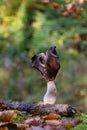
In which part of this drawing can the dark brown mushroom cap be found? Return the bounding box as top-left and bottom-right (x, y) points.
(31, 46), (60, 81)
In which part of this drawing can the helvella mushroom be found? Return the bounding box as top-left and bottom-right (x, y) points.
(31, 46), (60, 105)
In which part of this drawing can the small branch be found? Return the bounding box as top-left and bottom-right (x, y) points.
(0, 100), (80, 116)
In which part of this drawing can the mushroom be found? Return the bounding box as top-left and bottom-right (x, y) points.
(31, 46), (60, 105)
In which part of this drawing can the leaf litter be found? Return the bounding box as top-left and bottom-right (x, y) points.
(0, 103), (83, 130)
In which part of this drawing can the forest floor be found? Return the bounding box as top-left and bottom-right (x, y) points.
(0, 101), (87, 130)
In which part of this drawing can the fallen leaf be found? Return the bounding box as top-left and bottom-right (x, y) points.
(0, 103), (9, 111)
(52, 2), (59, 9)
(24, 117), (40, 126)
(56, 125), (66, 130)
(43, 125), (53, 130)
(66, 3), (75, 12)
(62, 118), (83, 128)
(28, 119), (39, 126)
(30, 126), (44, 130)
(0, 110), (17, 122)
(41, 0), (50, 3)
(73, 7), (83, 17)
(77, 0), (84, 3)
(44, 113), (61, 120)
(45, 120), (61, 126)
(17, 123), (29, 130)
(61, 11), (70, 17)
(0, 123), (17, 130)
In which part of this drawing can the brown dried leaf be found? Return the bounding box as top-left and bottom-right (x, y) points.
(30, 126), (44, 130)
(44, 113), (61, 120)
(61, 11), (70, 17)
(0, 123), (29, 130)
(0, 127), (8, 130)
(45, 120), (61, 126)
(0, 110), (17, 122)
(56, 125), (66, 130)
(62, 118), (83, 128)
(77, 0), (85, 3)
(41, 0), (50, 3)
(66, 3), (75, 12)
(0, 123), (17, 130)
(24, 117), (40, 126)
(52, 2), (59, 9)
(44, 125), (66, 130)
(73, 7), (83, 17)
(43, 125), (54, 130)
(0, 103), (9, 111)
(28, 119), (39, 126)
(17, 123), (29, 130)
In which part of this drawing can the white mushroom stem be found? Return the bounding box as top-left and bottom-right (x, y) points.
(43, 81), (57, 105)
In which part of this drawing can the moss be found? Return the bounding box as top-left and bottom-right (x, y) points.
(70, 114), (87, 130)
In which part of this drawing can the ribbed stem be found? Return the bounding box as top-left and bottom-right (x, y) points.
(43, 81), (57, 105)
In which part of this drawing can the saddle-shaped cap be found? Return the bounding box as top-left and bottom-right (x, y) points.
(31, 46), (60, 81)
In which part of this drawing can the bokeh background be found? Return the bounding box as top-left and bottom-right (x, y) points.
(0, 0), (87, 113)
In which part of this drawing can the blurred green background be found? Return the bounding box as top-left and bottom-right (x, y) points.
(0, 0), (87, 113)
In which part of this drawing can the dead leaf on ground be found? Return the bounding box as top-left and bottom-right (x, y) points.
(41, 0), (50, 3)
(0, 123), (17, 130)
(61, 11), (70, 17)
(62, 118), (83, 129)
(66, 3), (75, 12)
(52, 2), (59, 9)
(0, 103), (9, 111)
(45, 120), (61, 126)
(30, 126), (44, 130)
(73, 7), (83, 17)
(17, 123), (29, 130)
(0, 110), (17, 122)
(56, 125), (66, 130)
(43, 113), (61, 120)
(43, 125), (54, 130)
(24, 117), (40, 126)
